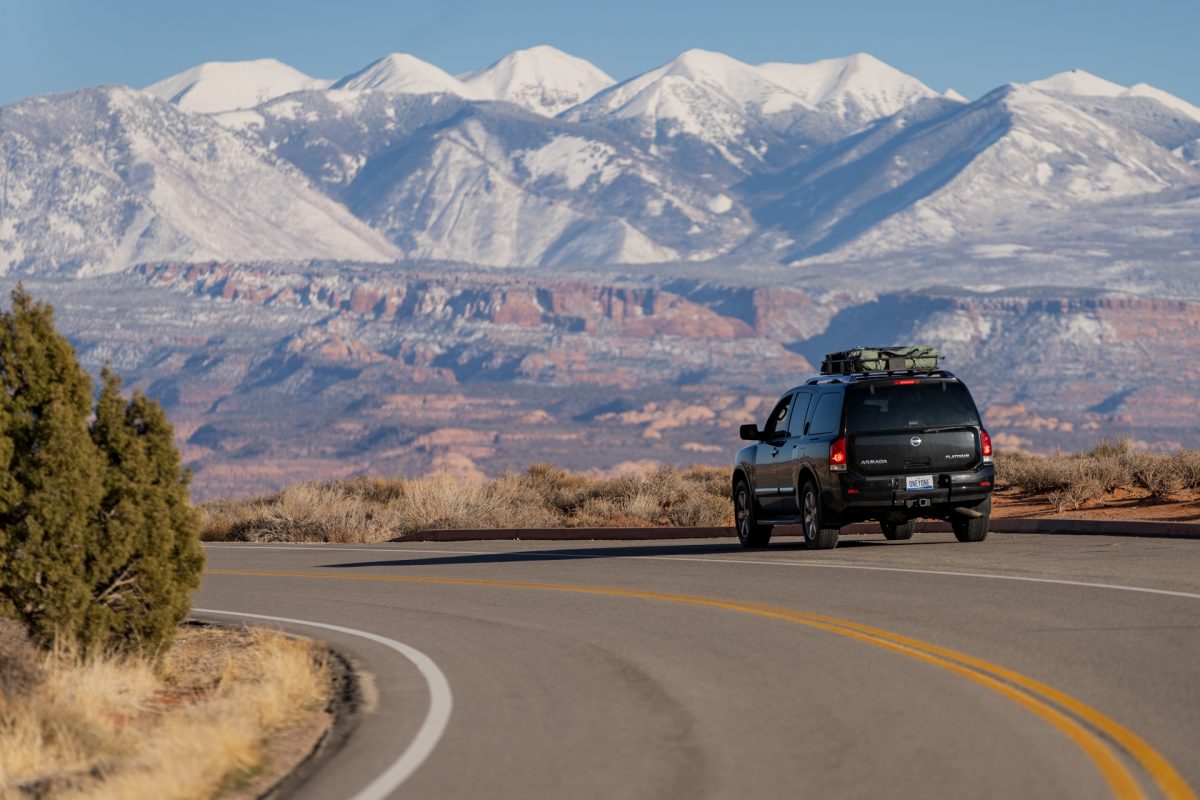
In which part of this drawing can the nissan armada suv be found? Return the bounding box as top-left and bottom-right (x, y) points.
(731, 352), (994, 549)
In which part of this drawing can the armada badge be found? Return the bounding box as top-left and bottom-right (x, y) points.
(910, 436), (922, 447)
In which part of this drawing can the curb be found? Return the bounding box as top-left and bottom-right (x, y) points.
(399, 518), (1200, 542)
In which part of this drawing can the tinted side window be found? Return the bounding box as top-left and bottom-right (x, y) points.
(762, 394), (794, 437)
(808, 393), (844, 436)
(789, 392), (813, 436)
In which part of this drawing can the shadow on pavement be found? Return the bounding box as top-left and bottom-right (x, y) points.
(317, 538), (943, 570)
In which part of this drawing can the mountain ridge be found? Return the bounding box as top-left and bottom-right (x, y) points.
(2, 47), (1196, 278)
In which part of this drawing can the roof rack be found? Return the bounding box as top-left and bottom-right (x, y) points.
(821, 346), (942, 376)
(806, 369), (956, 385)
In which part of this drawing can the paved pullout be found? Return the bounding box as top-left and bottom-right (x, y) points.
(197, 533), (1200, 800)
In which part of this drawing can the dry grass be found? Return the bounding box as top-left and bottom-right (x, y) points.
(996, 439), (1200, 512)
(0, 625), (329, 799)
(201, 463), (732, 543)
(199, 442), (1200, 541)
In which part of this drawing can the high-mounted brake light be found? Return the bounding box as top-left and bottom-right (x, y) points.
(830, 436), (847, 472)
(981, 429), (993, 463)
(894, 379), (918, 385)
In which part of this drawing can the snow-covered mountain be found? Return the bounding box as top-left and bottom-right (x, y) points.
(0, 86), (399, 275)
(459, 45), (615, 116)
(225, 90), (751, 265)
(565, 49), (949, 179)
(144, 58), (330, 113)
(7, 48), (1200, 274)
(330, 53), (484, 98)
(756, 52), (945, 124)
(566, 49), (813, 177)
(751, 80), (1200, 262)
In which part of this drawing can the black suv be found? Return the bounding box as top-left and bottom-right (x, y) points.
(731, 369), (994, 549)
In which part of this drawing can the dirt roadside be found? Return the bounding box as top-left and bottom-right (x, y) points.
(992, 487), (1200, 523)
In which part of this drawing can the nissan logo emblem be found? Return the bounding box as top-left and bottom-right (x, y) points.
(910, 436), (922, 447)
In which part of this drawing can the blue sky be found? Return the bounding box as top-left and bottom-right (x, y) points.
(2, 0), (1197, 106)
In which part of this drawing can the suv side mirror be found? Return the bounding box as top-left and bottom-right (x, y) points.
(740, 423), (762, 441)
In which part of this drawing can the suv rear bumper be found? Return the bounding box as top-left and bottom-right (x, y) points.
(828, 463), (994, 524)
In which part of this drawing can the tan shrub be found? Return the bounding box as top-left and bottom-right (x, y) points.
(1171, 450), (1200, 491)
(1087, 438), (1134, 459)
(1125, 452), (1185, 499)
(1047, 474), (1105, 513)
(996, 452), (1076, 494)
(1082, 454), (1133, 494)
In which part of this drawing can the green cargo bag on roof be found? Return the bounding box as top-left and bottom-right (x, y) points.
(821, 345), (941, 375)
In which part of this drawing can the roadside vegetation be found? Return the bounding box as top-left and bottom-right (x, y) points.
(996, 440), (1200, 512)
(0, 288), (330, 798)
(0, 621), (329, 798)
(201, 463), (732, 543)
(202, 440), (1200, 542)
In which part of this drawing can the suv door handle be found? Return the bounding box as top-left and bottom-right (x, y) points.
(770, 448), (780, 456)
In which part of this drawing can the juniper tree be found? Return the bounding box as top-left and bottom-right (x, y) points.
(0, 287), (204, 656)
(85, 368), (204, 654)
(0, 287), (103, 646)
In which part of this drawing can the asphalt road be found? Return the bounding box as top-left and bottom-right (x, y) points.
(196, 532), (1200, 800)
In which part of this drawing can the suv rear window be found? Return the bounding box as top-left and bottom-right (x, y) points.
(845, 381), (980, 433)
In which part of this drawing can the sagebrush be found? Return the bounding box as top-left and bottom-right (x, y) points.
(996, 439), (1198, 511)
(201, 463), (732, 543)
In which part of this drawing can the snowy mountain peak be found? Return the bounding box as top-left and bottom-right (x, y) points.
(1028, 69), (1127, 97)
(143, 58), (328, 114)
(755, 52), (939, 118)
(657, 49), (773, 88)
(592, 48), (807, 118)
(459, 45), (614, 116)
(331, 53), (484, 98)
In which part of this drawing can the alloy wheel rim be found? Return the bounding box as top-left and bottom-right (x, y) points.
(804, 489), (817, 540)
(736, 487), (750, 540)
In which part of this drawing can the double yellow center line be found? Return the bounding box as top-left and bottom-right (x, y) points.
(207, 568), (1196, 800)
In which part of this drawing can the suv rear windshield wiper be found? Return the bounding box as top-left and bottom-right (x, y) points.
(919, 425), (975, 433)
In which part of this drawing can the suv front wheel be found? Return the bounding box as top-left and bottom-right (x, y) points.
(734, 478), (772, 548)
(801, 480), (839, 550)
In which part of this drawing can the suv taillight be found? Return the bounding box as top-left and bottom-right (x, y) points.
(830, 436), (847, 472)
(981, 429), (993, 463)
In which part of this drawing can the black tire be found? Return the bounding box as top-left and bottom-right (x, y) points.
(952, 497), (991, 543)
(801, 480), (839, 550)
(882, 520), (915, 540)
(734, 478), (771, 548)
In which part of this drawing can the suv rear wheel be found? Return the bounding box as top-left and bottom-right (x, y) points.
(734, 478), (771, 548)
(801, 480), (839, 550)
(881, 520), (915, 540)
(952, 498), (991, 543)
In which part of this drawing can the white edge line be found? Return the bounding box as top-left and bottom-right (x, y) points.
(192, 607), (452, 800)
(202, 543), (1200, 601)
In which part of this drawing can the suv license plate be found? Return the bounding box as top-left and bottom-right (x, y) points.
(906, 475), (934, 491)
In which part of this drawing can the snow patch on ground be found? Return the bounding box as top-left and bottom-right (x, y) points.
(971, 244), (1033, 259)
(519, 136), (621, 190)
(707, 194), (733, 214)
